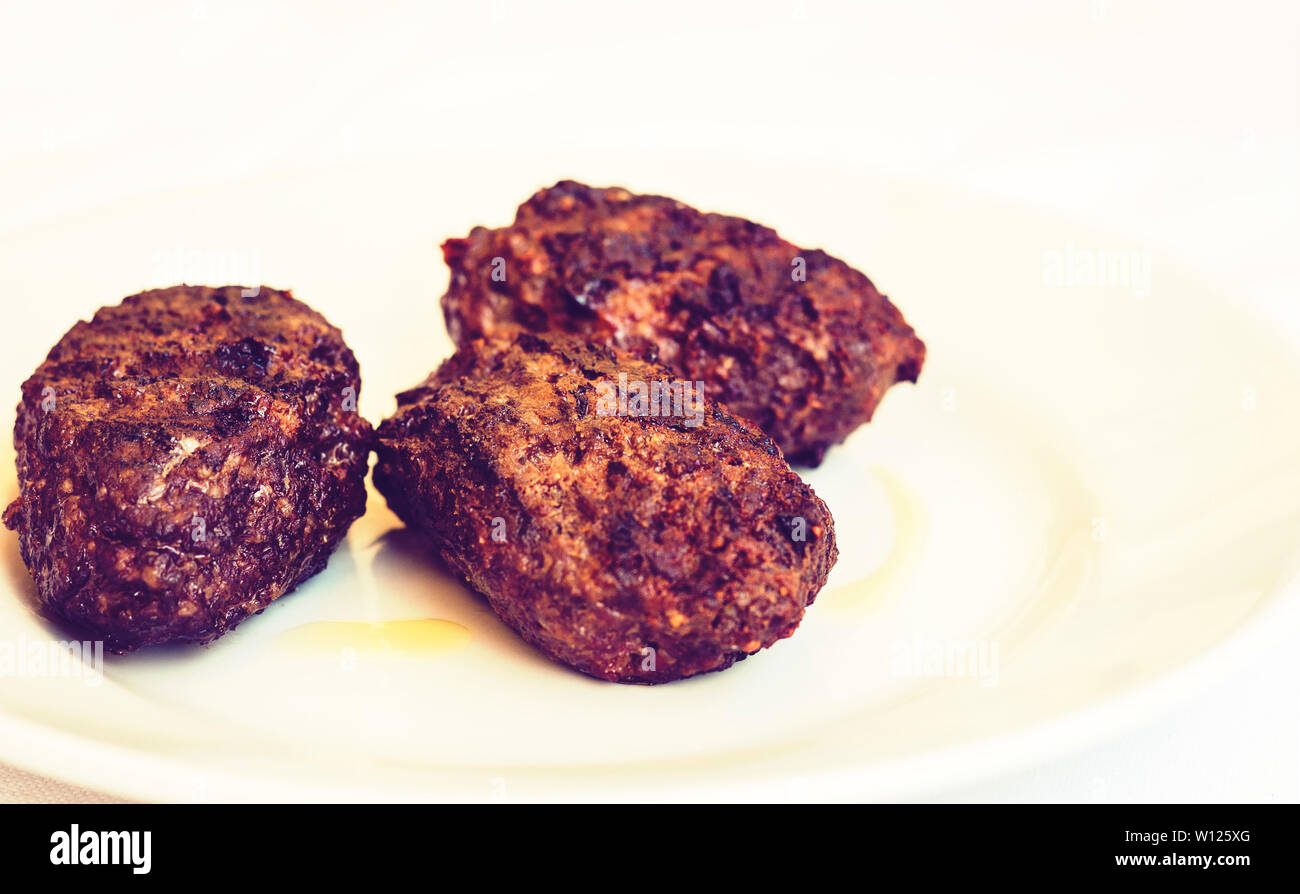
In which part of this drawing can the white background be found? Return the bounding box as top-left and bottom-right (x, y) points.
(0, 0), (1295, 802)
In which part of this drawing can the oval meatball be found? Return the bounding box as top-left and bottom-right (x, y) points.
(374, 334), (837, 683)
(439, 180), (926, 466)
(3, 286), (373, 651)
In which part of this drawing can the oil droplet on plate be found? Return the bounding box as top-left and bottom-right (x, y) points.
(278, 619), (471, 656)
(825, 467), (927, 611)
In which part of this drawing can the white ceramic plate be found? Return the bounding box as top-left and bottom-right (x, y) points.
(1, 155), (1297, 802)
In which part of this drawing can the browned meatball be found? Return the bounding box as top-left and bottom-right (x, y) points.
(440, 180), (925, 465)
(3, 286), (373, 651)
(374, 334), (837, 683)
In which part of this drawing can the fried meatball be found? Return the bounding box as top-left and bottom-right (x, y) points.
(439, 180), (925, 466)
(3, 286), (373, 651)
(373, 333), (837, 683)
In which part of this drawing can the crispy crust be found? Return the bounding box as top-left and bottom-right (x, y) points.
(374, 334), (837, 683)
(440, 180), (926, 465)
(3, 286), (373, 651)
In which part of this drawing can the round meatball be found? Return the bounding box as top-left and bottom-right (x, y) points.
(3, 285), (373, 651)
